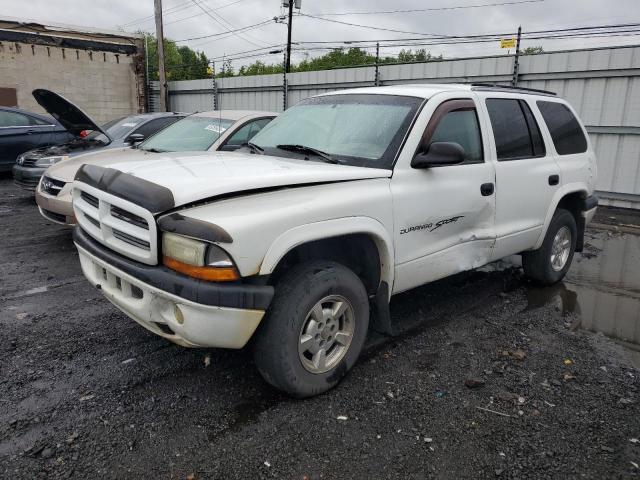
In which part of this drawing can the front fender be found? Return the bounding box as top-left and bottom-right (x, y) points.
(259, 216), (395, 288)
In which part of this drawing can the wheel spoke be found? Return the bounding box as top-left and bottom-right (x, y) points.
(300, 333), (314, 349)
(334, 331), (352, 346)
(332, 301), (347, 320)
(313, 348), (327, 370)
(311, 303), (324, 322)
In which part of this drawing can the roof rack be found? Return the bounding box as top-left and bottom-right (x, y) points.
(470, 83), (557, 96)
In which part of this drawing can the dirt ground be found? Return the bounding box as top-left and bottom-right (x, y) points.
(1, 174), (639, 479)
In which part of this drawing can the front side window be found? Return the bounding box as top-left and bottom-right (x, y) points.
(427, 104), (483, 164)
(226, 118), (272, 147)
(138, 116), (235, 152)
(0, 111), (32, 127)
(537, 101), (588, 155)
(130, 116), (181, 140)
(250, 94), (424, 169)
(486, 98), (544, 161)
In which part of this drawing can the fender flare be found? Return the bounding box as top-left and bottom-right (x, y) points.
(534, 183), (588, 250)
(259, 216), (395, 289)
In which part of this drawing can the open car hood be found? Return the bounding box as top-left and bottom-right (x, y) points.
(32, 89), (111, 140)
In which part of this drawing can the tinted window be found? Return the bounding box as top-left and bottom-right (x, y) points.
(430, 110), (483, 163)
(131, 116), (181, 140)
(226, 118), (272, 147)
(486, 98), (540, 160)
(520, 101), (546, 157)
(0, 111), (32, 127)
(537, 101), (587, 155)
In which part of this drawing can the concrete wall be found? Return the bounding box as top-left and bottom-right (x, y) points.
(0, 38), (144, 124)
(165, 45), (640, 209)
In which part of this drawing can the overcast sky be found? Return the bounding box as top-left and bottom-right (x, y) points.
(2, 0), (639, 68)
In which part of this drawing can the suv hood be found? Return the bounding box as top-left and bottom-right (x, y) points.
(89, 151), (391, 209)
(32, 89), (110, 140)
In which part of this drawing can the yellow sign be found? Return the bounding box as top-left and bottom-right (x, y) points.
(500, 38), (516, 49)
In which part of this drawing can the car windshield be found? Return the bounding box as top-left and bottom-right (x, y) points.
(138, 116), (235, 152)
(85, 116), (147, 143)
(249, 94), (424, 168)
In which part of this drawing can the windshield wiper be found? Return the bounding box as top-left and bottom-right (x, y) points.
(140, 147), (167, 153)
(246, 141), (264, 154)
(276, 144), (340, 164)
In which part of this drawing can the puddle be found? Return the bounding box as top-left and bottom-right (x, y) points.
(500, 230), (640, 367)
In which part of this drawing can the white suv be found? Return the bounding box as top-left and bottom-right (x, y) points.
(71, 84), (598, 397)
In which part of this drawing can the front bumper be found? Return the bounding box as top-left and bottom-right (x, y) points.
(74, 227), (273, 348)
(12, 164), (46, 191)
(35, 185), (75, 225)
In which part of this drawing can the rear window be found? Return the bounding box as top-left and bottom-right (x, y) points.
(536, 101), (588, 155)
(485, 98), (545, 160)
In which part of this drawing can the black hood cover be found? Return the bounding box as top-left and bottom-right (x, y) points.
(32, 89), (110, 139)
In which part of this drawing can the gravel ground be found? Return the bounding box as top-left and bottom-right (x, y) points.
(1, 175), (639, 479)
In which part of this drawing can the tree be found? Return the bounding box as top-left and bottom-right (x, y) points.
(234, 47), (443, 77)
(522, 46), (544, 55)
(143, 33), (210, 81)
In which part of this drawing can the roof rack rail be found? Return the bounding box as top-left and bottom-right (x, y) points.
(470, 83), (557, 96)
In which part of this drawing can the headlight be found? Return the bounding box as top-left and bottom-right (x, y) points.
(161, 232), (239, 281)
(35, 155), (68, 167)
(16, 154), (26, 165)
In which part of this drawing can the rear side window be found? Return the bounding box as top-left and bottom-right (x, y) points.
(486, 98), (545, 160)
(537, 101), (587, 155)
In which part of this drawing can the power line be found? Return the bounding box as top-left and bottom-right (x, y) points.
(174, 18), (274, 42)
(307, 0), (545, 17)
(121, 0), (195, 27)
(164, 0), (247, 27)
(189, 0), (264, 47)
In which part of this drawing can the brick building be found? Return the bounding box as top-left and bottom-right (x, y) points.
(0, 16), (146, 123)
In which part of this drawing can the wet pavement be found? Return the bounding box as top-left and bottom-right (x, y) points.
(1, 174), (640, 479)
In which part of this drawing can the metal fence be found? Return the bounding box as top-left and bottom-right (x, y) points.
(160, 45), (640, 209)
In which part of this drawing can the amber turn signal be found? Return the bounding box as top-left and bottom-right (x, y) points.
(163, 256), (239, 281)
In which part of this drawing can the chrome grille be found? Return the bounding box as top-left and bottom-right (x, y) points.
(72, 182), (158, 265)
(21, 157), (38, 167)
(41, 176), (66, 196)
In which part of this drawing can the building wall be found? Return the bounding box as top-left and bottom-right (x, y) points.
(0, 41), (142, 124)
(165, 45), (640, 209)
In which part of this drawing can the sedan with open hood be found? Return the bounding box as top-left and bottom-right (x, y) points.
(36, 109), (275, 225)
(12, 89), (184, 191)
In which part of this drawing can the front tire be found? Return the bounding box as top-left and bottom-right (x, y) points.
(253, 261), (369, 398)
(522, 208), (577, 286)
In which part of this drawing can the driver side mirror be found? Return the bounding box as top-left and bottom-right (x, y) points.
(126, 133), (145, 145)
(411, 141), (466, 169)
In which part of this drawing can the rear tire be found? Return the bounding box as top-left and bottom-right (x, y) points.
(253, 261), (369, 398)
(522, 208), (577, 286)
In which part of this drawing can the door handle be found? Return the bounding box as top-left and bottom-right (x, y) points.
(548, 174), (559, 186)
(480, 183), (494, 196)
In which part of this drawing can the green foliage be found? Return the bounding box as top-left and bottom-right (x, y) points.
(522, 46), (544, 55)
(143, 33), (210, 81)
(235, 47), (443, 77)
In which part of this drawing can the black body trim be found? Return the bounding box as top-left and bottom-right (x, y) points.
(158, 213), (233, 244)
(73, 227), (272, 310)
(581, 195), (598, 211)
(75, 164), (175, 214)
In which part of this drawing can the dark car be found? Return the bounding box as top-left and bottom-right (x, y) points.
(0, 106), (74, 173)
(12, 89), (184, 190)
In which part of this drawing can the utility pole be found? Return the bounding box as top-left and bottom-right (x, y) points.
(285, 0), (294, 73)
(154, 0), (168, 111)
(511, 25), (522, 87)
(374, 42), (380, 86)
